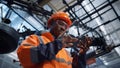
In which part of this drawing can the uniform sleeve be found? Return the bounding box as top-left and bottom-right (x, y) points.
(17, 35), (63, 66)
(72, 53), (86, 68)
(36, 39), (62, 62)
(78, 53), (86, 68)
(17, 35), (40, 67)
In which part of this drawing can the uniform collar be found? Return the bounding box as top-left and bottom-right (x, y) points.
(41, 32), (54, 42)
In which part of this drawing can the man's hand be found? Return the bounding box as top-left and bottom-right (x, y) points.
(77, 36), (92, 54)
(61, 35), (92, 53)
(61, 35), (78, 48)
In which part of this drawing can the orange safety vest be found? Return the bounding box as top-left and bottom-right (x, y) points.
(17, 32), (72, 68)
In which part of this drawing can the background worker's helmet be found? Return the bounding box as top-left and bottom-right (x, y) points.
(47, 11), (72, 28)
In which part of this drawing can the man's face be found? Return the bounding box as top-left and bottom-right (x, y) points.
(50, 20), (68, 38)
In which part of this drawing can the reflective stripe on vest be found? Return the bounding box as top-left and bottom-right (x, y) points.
(55, 58), (72, 65)
(38, 36), (72, 65)
(22, 43), (72, 65)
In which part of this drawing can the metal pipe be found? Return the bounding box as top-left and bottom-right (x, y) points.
(30, 14), (46, 28)
(88, 0), (102, 19)
(64, 0), (84, 12)
(86, 44), (120, 59)
(79, 0), (108, 19)
(84, 8), (112, 24)
(8, 6), (39, 31)
(104, 27), (120, 37)
(65, 0), (118, 26)
(82, 16), (120, 36)
(80, 0), (118, 21)
(63, 0), (85, 26)
(4, 9), (12, 18)
(79, 3), (92, 20)
(107, 0), (120, 21)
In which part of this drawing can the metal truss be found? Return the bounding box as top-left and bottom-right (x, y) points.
(0, 0), (53, 30)
(63, 0), (120, 58)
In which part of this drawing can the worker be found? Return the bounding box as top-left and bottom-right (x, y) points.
(17, 11), (92, 68)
